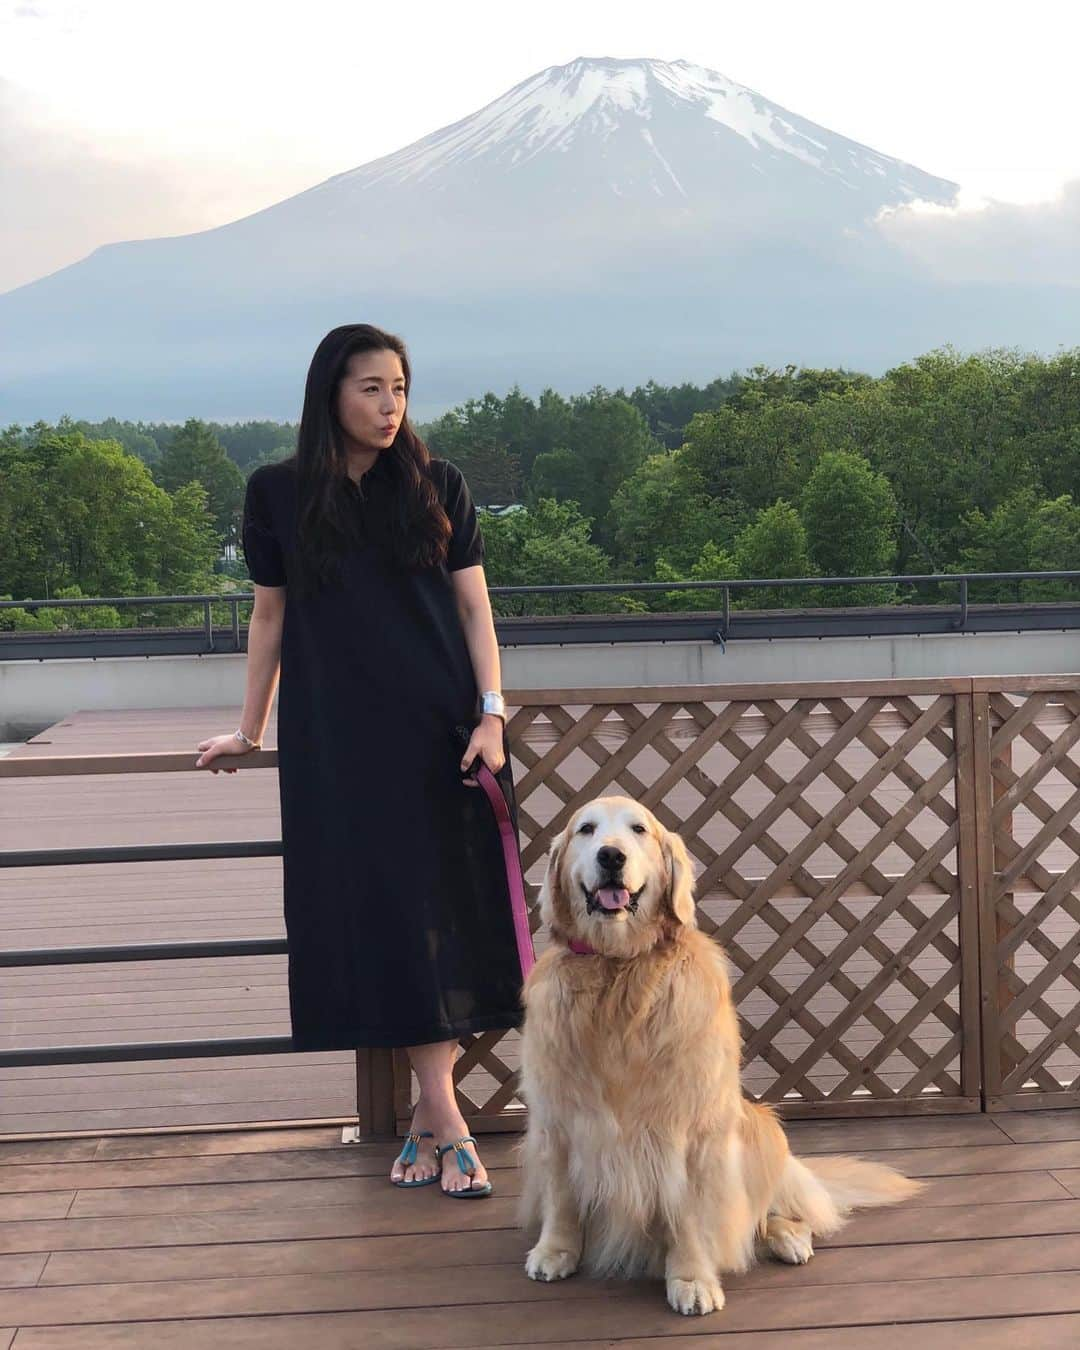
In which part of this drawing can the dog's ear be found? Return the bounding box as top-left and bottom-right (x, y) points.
(663, 828), (697, 927)
(537, 832), (567, 931)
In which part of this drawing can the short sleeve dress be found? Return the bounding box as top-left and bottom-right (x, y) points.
(240, 453), (524, 1051)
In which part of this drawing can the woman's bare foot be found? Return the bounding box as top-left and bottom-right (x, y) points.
(395, 1044), (491, 1193)
(388, 1107), (440, 1186)
(388, 1100), (489, 1193)
(434, 1112), (490, 1195)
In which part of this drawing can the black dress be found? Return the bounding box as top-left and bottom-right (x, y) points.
(240, 454), (524, 1051)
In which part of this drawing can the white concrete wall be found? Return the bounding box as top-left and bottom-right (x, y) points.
(2, 629), (1077, 739)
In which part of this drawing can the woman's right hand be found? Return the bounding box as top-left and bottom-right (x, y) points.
(195, 733), (255, 774)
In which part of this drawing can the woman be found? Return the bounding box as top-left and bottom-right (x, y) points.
(195, 324), (523, 1197)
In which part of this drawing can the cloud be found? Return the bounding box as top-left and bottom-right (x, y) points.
(0, 75), (324, 296)
(0, 78), (218, 293)
(876, 182), (1080, 287)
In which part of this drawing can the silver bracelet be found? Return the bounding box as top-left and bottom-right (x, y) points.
(233, 728), (261, 750)
(480, 690), (506, 720)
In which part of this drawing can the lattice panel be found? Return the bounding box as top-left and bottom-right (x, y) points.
(978, 683), (1080, 1110)
(406, 681), (982, 1127)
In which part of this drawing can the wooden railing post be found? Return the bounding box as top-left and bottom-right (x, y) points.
(954, 690), (984, 1106)
(971, 688), (1013, 1110)
(346, 1047), (397, 1140)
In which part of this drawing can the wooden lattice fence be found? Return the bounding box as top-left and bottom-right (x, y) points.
(394, 677), (1077, 1128)
(975, 677), (1080, 1110)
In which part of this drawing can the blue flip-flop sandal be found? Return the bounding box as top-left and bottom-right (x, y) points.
(437, 1136), (494, 1198)
(391, 1130), (441, 1188)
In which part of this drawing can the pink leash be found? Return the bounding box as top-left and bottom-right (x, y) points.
(472, 762), (536, 980)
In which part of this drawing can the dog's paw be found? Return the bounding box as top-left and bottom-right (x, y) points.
(525, 1243), (579, 1282)
(766, 1217), (814, 1266)
(666, 1276), (725, 1316)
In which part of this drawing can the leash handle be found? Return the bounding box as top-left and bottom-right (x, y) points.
(470, 759), (536, 981)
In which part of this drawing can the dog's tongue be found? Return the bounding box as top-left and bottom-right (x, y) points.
(596, 886), (631, 911)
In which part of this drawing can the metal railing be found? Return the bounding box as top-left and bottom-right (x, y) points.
(0, 765), (291, 1069)
(1, 571), (1079, 658)
(0, 744), (398, 1135)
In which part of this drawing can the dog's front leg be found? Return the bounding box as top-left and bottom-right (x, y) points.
(524, 1128), (582, 1282)
(658, 1182), (723, 1317)
(665, 1205), (725, 1316)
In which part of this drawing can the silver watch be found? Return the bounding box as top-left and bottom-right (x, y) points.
(480, 691), (506, 720)
(233, 728), (261, 750)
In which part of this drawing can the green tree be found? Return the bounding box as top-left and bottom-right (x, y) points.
(800, 449), (898, 603)
(958, 491), (1080, 601)
(155, 419), (245, 543)
(422, 396), (521, 504)
(870, 348), (1034, 570)
(480, 499), (615, 615)
(528, 446), (590, 508)
(681, 398), (815, 511)
(560, 391), (661, 544)
(732, 501), (816, 608)
(728, 364), (873, 411)
(620, 374), (740, 447)
(0, 429), (219, 605)
(611, 451), (741, 578)
(654, 540), (737, 612)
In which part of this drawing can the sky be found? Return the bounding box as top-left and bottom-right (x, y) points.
(2, 0), (1078, 294)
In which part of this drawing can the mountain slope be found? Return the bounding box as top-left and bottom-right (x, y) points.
(0, 57), (1069, 420)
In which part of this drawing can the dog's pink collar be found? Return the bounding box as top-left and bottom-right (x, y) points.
(567, 938), (598, 956)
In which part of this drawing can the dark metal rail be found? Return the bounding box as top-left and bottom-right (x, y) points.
(0, 821), (293, 1071)
(1, 571), (1078, 658)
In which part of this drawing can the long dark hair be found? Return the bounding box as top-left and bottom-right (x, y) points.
(288, 324), (451, 594)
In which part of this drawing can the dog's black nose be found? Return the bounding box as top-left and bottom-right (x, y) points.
(596, 845), (626, 872)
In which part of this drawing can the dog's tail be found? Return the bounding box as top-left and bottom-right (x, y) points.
(772, 1153), (925, 1237)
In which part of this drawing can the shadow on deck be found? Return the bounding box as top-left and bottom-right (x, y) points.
(2, 1111), (1080, 1348)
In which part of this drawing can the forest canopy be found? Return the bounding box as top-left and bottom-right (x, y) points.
(2, 346), (1078, 628)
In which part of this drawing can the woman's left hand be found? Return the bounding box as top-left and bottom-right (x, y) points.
(460, 714), (506, 785)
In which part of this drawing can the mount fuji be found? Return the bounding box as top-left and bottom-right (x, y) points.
(0, 57), (1072, 421)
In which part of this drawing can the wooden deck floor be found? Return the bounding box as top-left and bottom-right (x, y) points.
(2, 1111), (1080, 1347)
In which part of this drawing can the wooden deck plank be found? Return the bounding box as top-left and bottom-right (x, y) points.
(0, 1197), (72, 1225)
(35, 1229), (1080, 1290)
(995, 1110), (1080, 1144)
(1049, 1170), (1080, 1197)
(826, 1197), (1080, 1245)
(0, 1256), (45, 1290)
(8, 1271), (1080, 1344)
(782, 1115), (1011, 1153)
(0, 1144), (98, 1169)
(10, 1315), (1080, 1350)
(857, 1140), (1080, 1177)
(0, 1104), (359, 1137)
(37, 1230), (527, 1285)
(52, 1164), (1064, 1223)
(50, 1161), (1063, 1225)
(0, 1263), (630, 1330)
(0, 1194), (522, 1255)
(63, 1169), (523, 1219)
(0, 1138), (521, 1194)
(7, 1185), (1080, 1261)
(470, 1321), (1080, 1350)
(92, 1128), (346, 1161)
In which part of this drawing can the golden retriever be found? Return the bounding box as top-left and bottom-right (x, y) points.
(520, 796), (922, 1316)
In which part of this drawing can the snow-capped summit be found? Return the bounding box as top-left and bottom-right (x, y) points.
(266, 55), (957, 231)
(331, 56), (953, 208)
